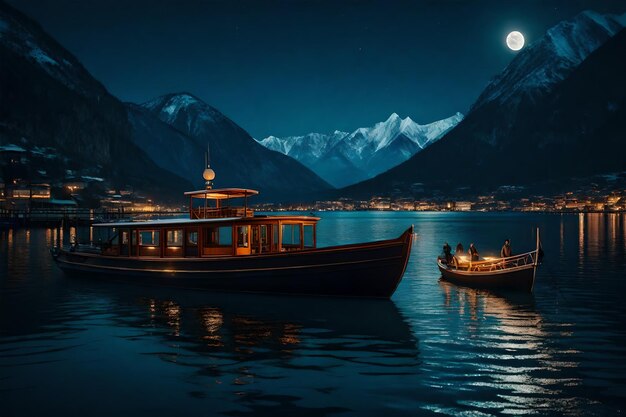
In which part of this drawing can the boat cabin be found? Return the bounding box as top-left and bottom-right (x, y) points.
(95, 188), (319, 258)
(186, 188), (257, 219)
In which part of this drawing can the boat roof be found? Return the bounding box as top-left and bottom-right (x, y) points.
(93, 217), (240, 227)
(184, 188), (259, 199)
(93, 215), (320, 228)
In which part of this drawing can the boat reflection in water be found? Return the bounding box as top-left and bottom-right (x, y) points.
(92, 283), (421, 413)
(434, 282), (587, 415)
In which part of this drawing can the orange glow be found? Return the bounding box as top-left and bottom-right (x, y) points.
(201, 308), (224, 347)
(280, 323), (301, 346)
(163, 301), (181, 336)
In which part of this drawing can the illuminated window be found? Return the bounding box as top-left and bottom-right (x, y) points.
(237, 226), (249, 248)
(12, 190), (30, 198)
(167, 229), (183, 247)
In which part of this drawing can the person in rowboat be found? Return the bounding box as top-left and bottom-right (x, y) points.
(468, 243), (479, 261)
(500, 239), (512, 258)
(455, 243), (464, 256)
(440, 242), (453, 264)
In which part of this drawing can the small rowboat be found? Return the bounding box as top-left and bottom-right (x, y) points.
(437, 229), (542, 292)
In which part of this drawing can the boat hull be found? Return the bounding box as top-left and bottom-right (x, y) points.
(53, 227), (413, 298)
(438, 261), (536, 292)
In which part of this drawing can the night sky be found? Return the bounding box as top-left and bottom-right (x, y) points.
(9, 0), (626, 138)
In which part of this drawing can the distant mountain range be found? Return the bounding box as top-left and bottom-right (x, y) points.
(342, 10), (626, 198)
(257, 112), (463, 187)
(0, 1), (331, 202)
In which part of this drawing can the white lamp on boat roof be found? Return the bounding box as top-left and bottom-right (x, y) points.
(203, 167), (215, 181)
(203, 143), (215, 189)
(203, 166), (215, 189)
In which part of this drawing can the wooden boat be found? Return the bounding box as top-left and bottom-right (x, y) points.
(437, 229), (542, 292)
(52, 167), (413, 298)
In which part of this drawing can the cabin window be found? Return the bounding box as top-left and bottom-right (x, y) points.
(184, 229), (199, 257)
(219, 226), (232, 246)
(260, 225), (267, 244)
(236, 226), (249, 248)
(187, 230), (198, 246)
(251, 226), (259, 254)
(167, 229), (183, 247)
(273, 224), (279, 247)
(304, 225), (314, 248)
(139, 230), (160, 246)
(203, 227), (218, 247)
(204, 226), (232, 248)
(100, 230), (120, 256)
(281, 224), (301, 248)
(260, 225), (269, 248)
(119, 230), (130, 256)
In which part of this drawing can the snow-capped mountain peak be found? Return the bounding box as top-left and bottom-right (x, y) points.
(258, 135), (291, 154)
(144, 93), (203, 118)
(0, 7), (107, 98)
(141, 92), (225, 136)
(546, 10), (624, 63)
(400, 116), (415, 129)
(257, 130), (349, 165)
(368, 112), (464, 152)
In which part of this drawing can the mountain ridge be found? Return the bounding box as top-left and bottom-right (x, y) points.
(257, 112), (463, 187)
(135, 92), (333, 201)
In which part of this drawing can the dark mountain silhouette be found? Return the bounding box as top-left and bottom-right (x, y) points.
(0, 1), (191, 200)
(138, 93), (332, 201)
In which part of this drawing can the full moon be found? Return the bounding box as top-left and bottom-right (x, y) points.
(506, 31), (525, 51)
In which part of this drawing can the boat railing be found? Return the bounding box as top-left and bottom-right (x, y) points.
(190, 207), (254, 219)
(449, 250), (539, 272)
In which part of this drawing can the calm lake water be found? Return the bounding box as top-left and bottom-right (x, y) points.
(1, 212), (626, 416)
